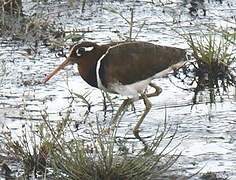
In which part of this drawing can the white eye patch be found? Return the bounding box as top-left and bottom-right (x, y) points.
(84, 47), (94, 51)
(76, 47), (94, 56)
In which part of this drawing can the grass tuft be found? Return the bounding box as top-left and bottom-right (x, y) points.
(172, 31), (235, 104)
(1, 107), (180, 179)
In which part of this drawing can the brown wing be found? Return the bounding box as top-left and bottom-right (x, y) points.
(99, 42), (186, 87)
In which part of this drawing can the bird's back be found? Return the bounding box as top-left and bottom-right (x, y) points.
(98, 42), (186, 87)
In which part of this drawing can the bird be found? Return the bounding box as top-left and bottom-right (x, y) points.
(44, 41), (187, 142)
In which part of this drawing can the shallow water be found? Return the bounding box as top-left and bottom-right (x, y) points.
(0, 0), (236, 178)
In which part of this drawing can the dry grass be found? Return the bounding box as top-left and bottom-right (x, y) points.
(48, 115), (180, 180)
(0, 104), (181, 179)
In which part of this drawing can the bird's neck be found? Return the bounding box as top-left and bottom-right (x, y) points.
(78, 45), (109, 88)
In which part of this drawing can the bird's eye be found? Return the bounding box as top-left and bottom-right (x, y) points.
(76, 47), (85, 56)
(76, 47), (94, 57)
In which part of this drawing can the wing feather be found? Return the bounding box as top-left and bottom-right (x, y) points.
(99, 42), (186, 87)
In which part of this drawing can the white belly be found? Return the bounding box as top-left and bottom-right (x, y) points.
(109, 78), (152, 99)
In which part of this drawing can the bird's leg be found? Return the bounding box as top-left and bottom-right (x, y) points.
(111, 98), (133, 129)
(146, 83), (162, 98)
(102, 90), (114, 112)
(133, 93), (152, 145)
(130, 101), (136, 113)
(101, 91), (108, 113)
(132, 84), (161, 147)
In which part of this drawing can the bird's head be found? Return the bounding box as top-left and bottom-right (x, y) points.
(43, 41), (98, 83)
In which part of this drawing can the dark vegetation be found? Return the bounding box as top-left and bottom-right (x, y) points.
(172, 31), (236, 104)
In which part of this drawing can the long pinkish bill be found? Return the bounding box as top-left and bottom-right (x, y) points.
(43, 58), (70, 83)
